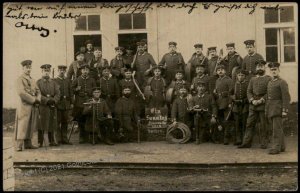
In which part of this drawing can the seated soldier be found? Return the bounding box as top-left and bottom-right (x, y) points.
(189, 81), (217, 144)
(115, 87), (141, 142)
(82, 87), (114, 145)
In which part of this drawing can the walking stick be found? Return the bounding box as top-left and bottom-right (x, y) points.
(92, 102), (95, 145)
(195, 111), (200, 144)
(68, 120), (76, 143)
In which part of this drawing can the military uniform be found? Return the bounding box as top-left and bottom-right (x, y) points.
(189, 92), (217, 143)
(132, 52), (157, 88)
(110, 56), (126, 80)
(72, 73), (97, 143)
(188, 53), (208, 79)
(191, 74), (211, 94)
(221, 51), (243, 79)
(159, 51), (185, 85)
(123, 53), (134, 67)
(84, 40), (94, 65)
(146, 76), (167, 109)
(265, 63), (290, 154)
(99, 76), (120, 114)
(36, 66), (60, 146)
(232, 78), (249, 145)
(54, 71), (73, 144)
(89, 57), (109, 81)
(241, 74), (272, 148)
(214, 73), (234, 144)
(115, 96), (140, 142)
(207, 55), (219, 95)
(82, 97), (114, 144)
(167, 80), (190, 101)
(242, 53), (264, 76)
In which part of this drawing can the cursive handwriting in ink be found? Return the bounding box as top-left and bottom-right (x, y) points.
(243, 3), (258, 14)
(177, 2), (198, 14)
(15, 21), (50, 37)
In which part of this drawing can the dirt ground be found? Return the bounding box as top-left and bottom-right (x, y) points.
(15, 167), (298, 191)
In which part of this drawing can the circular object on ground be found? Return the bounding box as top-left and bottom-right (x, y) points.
(166, 122), (191, 144)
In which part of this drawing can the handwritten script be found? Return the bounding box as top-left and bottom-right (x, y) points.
(4, 2), (282, 37)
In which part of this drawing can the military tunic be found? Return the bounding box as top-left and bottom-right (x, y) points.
(15, 74), (41, 140)
(207, 56), (219, 77)
(67, 60), (86, 80)
(242, 53), (264, 75)
(147, 77), (167, 108)
(85, 51), (94, 65)
(191, 75), (211, 94)
(171, 96), (193, 128)
(89, 57), (109, 81)
(265, 77), (290, 152)
(110, 56), (125, 80)
(159, 52), (185, 85)
(123, 54), (134, 66)
(99, 76), (120, 113)
(215, 75), (234, 110)
(222, 52), (243, 79)
(242, 75), (271, 147)
(167, 80), (190, 99)
(132, 52), (157, 87)
(188, 53), (209, 79)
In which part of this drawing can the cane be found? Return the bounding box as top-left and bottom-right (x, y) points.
(195, 111), (200, 144)
(68, 120), (76, 143)
(92, 102), (95, 145)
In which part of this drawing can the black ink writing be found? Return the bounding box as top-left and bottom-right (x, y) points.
(15, 21), (50, 37)
(68, 3), (97, 9)
(5, 10), (47, 19)
(243, 3), (258, 14)
(52, 12), (81, 19)
(156, 3), (176, 8)
(260, 4), (282, 11)
(176, 3), (198, 14)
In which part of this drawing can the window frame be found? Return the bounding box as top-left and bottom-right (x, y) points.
(118, 13), (147, 33)
(73, 13), (102, 35)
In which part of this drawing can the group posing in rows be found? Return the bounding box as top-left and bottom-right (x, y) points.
(15, 39), (290, 155)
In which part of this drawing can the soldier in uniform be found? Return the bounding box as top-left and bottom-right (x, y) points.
(190, 64), (211, 95)
(72, 64), (97, 144)
(67, 51), (86, 80)
(232, 68), (249, 145)
(132, 41), (157, 88)
(99, 66), (120, 116)
(36, 64), (60, 147)
(222, 43), (243, 80)
(266, 62), (290, 154)
(145, 65), (167, 109)
(238, 59), (271, 149)
(54, 65), (73, 145)
(82, 87), (114, 145)
(187, 43), (209, 80)
(189, 81), (218, 143)
(110, 46), (126, 81)
(207, 47), (220, 95)
(242, 40), (264, 78)
(159, 41), (185, 85)
(84, 39), (94, 65)
(123, 45), (135, 67)
(213, 64), (234, 145)
(167, 70), (190, 102)
(115, 87), (141, 142)
(89, 47), (109, 81)
(15, 60), (40, 151)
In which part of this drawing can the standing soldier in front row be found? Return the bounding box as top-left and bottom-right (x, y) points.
(82, 87), (114, 145)
(54, 65), (73, 145)
(222, 42), (243, 81)
(238, 59), (271, 149)
(36, 64), (60, 147)
(232, 68), (249, 145)
(15, 60), (40, 151)
(213, 64), (234, 145)
(115, 87), (141, 142)
(265, 62), (290, 154)
(72, 64), (97, 144)
(159, 41), (185, 85)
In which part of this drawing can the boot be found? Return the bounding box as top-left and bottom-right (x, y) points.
(104, 137), (114, 145)
(238, 143), (251, 148)
(268, 149), (280, 155)
(24, 139), (38, 149)
(16, 140), (23, 151)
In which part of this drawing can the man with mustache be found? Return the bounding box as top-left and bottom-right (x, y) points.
(187, 43), (209, 80)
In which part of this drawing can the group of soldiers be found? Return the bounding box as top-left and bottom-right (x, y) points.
(15, 39), (290, 155)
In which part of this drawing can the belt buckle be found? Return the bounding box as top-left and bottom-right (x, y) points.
(47, 94), (50, 97)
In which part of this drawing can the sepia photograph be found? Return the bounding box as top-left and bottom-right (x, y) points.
(2, 2), (298, 191)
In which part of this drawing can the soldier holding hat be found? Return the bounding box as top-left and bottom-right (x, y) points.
(167, 69), (190, 102)
(266, 62), (290, 154)
(71, 64), (97, 144)
(238, 59), (271, 149)
(132, 41), (157, 88)
(36, 64), (60, 147)
(187, 43), (209, 80)
(110, 46), (126, 81)
(89, 47), (109, 81)
(84, 39), (94, 65)
(82, 87), (114, 145)
(159, 41), (186, 85)
(222, 42), (243, 80)
(15, 60), (41, 151)
(191, 64), (211, 95)
(54, 65), (73, 145)
(232, 68), (249, 145)
(213, 64), (234, 145)
(67, 50), (86, 80)
(242, 40), (264, 77)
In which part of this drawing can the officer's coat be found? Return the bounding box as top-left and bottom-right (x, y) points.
(15, 74), (41, 140)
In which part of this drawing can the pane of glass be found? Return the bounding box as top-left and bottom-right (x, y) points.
(265, 28), (278, 45)
(75, 16), (87, 31)
(284, 46), (295, 62)
(266, 47), (278, 62)
(283, 28), (295, 45)
(280, 6), (294, 22)
(88, 15), (100, 31)
(133, 13), (146, 29)
(119, 14), (132, 29)
(264, 9), (279, 23)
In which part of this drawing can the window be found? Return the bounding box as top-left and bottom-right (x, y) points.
(264, 5), (296, 63)
(75, 15), (100, 31)
(118, 33), (147, 54)
(119, 13), (146, 30)
(73, 35), (102, 59)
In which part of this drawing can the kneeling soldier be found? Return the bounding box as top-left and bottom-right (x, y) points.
(189, 81), (217, 144)
(266, 62), (290, 154)
(232, 68), (249, 145)
(82, 87), (114, 145)
(115, 87), (141, 142)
